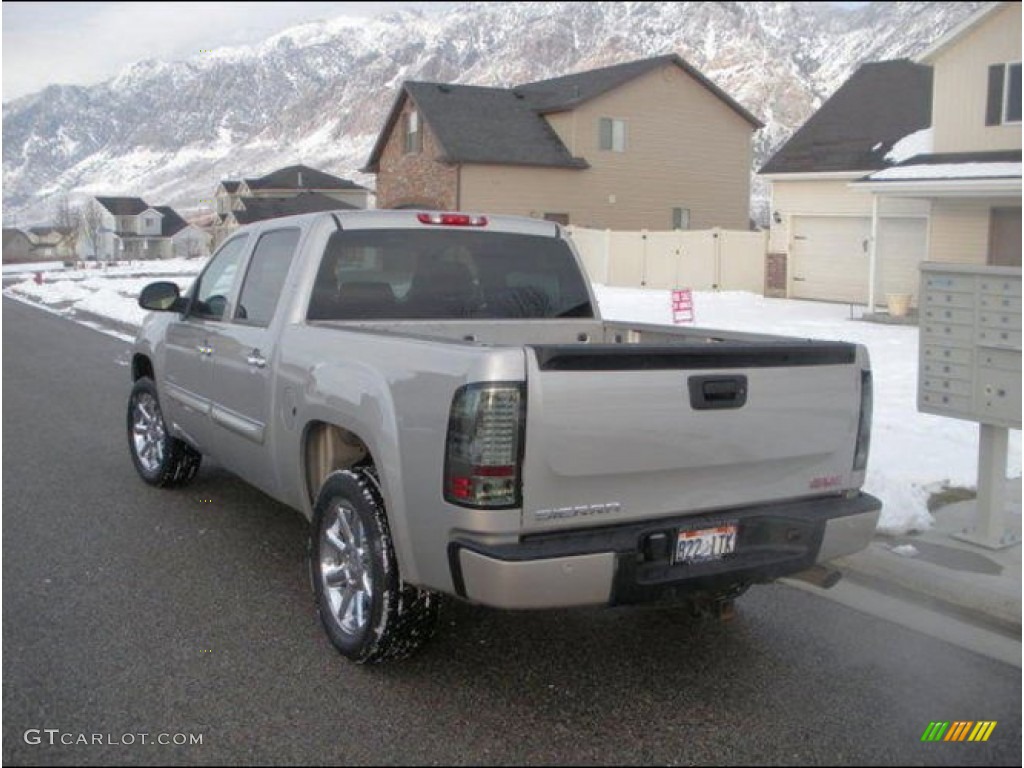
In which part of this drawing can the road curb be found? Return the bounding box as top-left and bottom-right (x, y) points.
(832, 543), (1022, 637)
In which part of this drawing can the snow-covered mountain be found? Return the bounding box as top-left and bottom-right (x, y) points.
(2, 1), (984, 226)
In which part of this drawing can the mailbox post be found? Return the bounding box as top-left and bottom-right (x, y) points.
(918, 263), (1021, 549)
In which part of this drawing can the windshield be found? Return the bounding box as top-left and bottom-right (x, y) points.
(307, 228), (594, 321)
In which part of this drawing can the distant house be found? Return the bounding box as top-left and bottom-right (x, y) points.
(88, 197), (210, 260)
(2, 226), (76, 264)
(761, 1), (1021, 307)
(212, 164), (370, 246)
(2, 228), (36, 263)
(215, 180), (244, 217)
(216, 192), (357, 241)
(363, 54), (762, 231)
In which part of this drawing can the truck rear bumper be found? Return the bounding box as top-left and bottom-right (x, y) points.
(449, 493), (881, 610)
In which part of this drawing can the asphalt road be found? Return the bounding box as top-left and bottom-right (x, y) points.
(3, 296), (1021, 766)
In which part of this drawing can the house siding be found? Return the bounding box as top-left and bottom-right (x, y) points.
(929, 3), (1022, 153)
(767, 178), (930, 253)
(927, 197), (1021, 264)
(460, 62), (755, 230)
(376, 99), (458, 210)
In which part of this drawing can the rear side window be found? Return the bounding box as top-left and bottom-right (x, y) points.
(235, 228), (300, 327)
(307, 229), (593, 321)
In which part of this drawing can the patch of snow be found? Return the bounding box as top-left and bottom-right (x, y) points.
(2, 261), (66, 274)
(870, 161), (1021, 181)
(884, 127), (933, 164)
(889, 544), (919, 558)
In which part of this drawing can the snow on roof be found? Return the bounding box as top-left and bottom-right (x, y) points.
(868, 161), (1021, 181)
(884, 127), (933, 164)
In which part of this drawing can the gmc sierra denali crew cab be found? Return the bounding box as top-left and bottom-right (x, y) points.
(128, 209), (880, 663)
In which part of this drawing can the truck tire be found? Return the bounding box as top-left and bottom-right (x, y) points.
(310, 469), (439, 663)
(126, 377), (202, 487)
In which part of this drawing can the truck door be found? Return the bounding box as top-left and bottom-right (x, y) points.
(162, 235), (249, 451)
(205, 227), (301, 497)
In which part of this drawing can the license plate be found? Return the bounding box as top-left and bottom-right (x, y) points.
(675, 524), (738, 563)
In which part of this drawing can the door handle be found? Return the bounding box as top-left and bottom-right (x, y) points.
(246, 349), (267, 368)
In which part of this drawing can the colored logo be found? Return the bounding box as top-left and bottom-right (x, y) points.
(921, 721), (997, 742)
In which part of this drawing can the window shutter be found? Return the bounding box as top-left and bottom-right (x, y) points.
(986, 64), (1005, 126)
(599, 118), (612, 150)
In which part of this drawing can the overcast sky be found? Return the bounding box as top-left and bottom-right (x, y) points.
(1, 2), (448, 102)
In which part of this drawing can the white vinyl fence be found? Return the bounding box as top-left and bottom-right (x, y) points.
(566, 226), (767, 294)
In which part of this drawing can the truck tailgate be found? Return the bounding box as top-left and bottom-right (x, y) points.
(521, 342), (865, 533)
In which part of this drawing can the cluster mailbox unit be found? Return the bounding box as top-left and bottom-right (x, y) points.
(918, 262), (1022, 549)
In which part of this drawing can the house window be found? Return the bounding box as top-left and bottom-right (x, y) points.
(404, 109), (422, 154)
(986, 62), (1022, 125)
(599, 118), (627, 152)
(543, 213), (570, 225)
(672, 207), (690, 230)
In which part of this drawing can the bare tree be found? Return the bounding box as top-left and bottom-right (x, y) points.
(78, 200), (106, 261)
(52, 195), (80, 261)
(185, 235), (205, 259)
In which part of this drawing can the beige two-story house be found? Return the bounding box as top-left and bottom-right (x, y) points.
(363, 54), (762, 231)
(212, 165), (371, 246)
(855, 1), (1021, 278)
(761, 1), (1021, 307)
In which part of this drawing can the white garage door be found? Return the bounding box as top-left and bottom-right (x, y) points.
(791, 217), (871, 303)
(791, 216), (927, 305)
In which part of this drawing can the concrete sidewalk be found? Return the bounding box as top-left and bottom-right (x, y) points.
(833, 479), (1022, 636)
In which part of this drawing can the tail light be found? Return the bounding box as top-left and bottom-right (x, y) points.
(853, 369), (872, 472)
(417, 212), (488, 227)
(444, 383), (525, 508)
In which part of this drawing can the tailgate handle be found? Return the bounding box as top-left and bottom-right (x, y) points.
(688, 375), (748, 410)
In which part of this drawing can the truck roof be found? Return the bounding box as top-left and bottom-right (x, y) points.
(240, 209), (564, 238)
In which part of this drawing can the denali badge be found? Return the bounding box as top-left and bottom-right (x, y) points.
(534, 502), (622, 521)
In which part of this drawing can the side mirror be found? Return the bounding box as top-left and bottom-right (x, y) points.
(139, 281), (186, 313)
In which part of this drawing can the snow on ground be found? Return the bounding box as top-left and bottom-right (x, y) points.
(4, 264), (1020, 536)
(1, 261), (67, 274)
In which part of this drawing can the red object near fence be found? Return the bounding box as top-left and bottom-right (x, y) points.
(671, 288), (694, 324)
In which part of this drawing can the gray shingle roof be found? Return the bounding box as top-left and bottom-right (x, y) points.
(153, 206), (190, 237)
(221, 180), (241, 194)
(232, 193), (357, 225)
(245, 165), (366, 191)
(404, 81), (588, 168)
(518, 53), (762, 127)
(95, 196), (150, 216)
(759, 60), (933, 175)
(883, 150), (1022, 166)
(364, 54), (761, 173)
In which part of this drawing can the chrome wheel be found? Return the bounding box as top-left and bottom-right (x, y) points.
(319, 499), (374, 637)
(131, 392), (166, 473)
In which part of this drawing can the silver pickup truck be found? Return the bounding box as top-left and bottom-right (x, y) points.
(128, 209), (880, 663)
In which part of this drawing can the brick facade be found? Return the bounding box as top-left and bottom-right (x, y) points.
(765, 252), (787, 297)
(376, 100), (458, 210)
